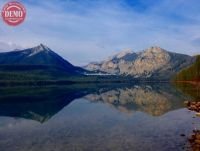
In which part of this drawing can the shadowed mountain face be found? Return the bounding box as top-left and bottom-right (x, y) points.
(85, 46), (194, 79)
(0, 83), (192, 122)
(0, 44), (85, 75)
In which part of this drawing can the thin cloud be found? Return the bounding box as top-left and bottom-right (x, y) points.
(0, 0), (199, 65)
(0, 41), (23, 52)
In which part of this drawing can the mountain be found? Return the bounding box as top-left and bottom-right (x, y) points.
(174, 55), (200, 81)
(0, 44), (85, 75)
(84, 46), (195, 79)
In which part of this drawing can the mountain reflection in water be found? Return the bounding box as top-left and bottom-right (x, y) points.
(0, 83), (199, 151)
(85, 84), (188, 116)
(0, 83), (191, 122)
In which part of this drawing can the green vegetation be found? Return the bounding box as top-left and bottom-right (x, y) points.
(174, 55), (200, 81)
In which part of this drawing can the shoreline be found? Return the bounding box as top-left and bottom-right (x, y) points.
(0, 80), (171, 87)
(174, 81), (200, 86)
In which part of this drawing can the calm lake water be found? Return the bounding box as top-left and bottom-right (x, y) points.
(0, 83), (199, 151)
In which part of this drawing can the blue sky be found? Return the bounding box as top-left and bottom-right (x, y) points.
(0, 0), (200, 65)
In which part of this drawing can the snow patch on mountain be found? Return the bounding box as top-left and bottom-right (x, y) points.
(28, 44), (50, 57)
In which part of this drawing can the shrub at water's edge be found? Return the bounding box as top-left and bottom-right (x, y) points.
(174, 55), (200, 82)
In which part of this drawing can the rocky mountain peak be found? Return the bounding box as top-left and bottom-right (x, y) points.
(33, 44), (50, 52)
(114, 49), (133, 59)
(0, 44), (85, 73)
(84, 46), (194, 79)
(106, 49), (137, 63)
(28, 44), (51, 57)
(144, 46), (167, 54)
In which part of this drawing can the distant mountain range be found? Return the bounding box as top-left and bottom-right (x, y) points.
(0, 44), (197, 81)
(84, 46), (195, 79)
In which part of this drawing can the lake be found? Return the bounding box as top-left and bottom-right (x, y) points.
(0, 83), (199, 151)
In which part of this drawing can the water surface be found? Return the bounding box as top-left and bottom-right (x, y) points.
(0, 83), (199, 151)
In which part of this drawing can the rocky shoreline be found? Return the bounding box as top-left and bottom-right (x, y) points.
(185, 101), (200, 116)
(188, 130), (200, 150)
(185, 101), (200, 150)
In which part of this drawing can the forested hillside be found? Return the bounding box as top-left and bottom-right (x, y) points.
(174, 55), (200, 81)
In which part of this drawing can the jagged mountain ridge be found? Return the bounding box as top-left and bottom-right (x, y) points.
(84, 46), (195, 79)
